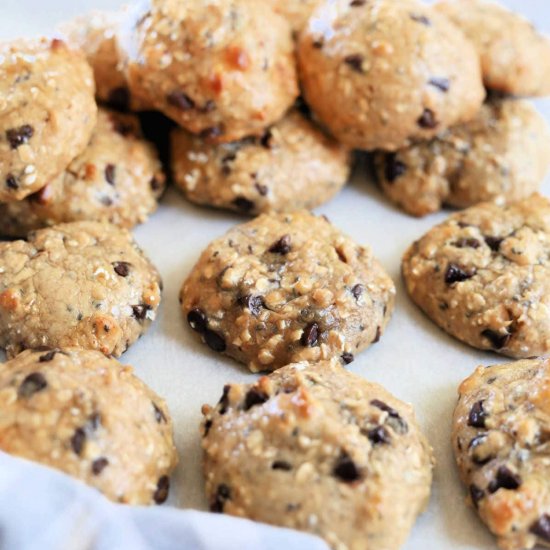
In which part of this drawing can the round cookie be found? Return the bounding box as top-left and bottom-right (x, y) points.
(266, 0), (325, 35)
(374, 99), (550, 217)
(122, 0), (299, 143)
(402, 194), (550, 358)
(298, 0), (485, 151)
(0, 221), (162, 358)
(171, 110), (352, 216)
(453, 358), (550, 550)
(180, 211), (395, 373)
(0, 108), (166, 237)
(0, 348), (178, 505)
(201, 359), (434, 550)
(436, 0), (550, 97)
(0, 38), (97, 202)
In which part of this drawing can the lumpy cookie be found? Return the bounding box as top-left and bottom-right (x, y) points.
(0, 108), (166, 237)
(122, 0), (298, 143)
(181, 211), (395, 373)
(298, 0), (485, 151)
(453, 358), (550, 550)
(171, 110), (351, 216)
(0, 221), (162, 358)
(0, 38), (97, 202)
(402, 195), (550, 358)
(436, 0), (550, 97)
(374, 99), (550, 217)
(0, 348), (178, 505)
(266, 0), (325, 35)
(202, 359), (434, 550)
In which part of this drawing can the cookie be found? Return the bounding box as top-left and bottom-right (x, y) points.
(181, 211), (395, 373)
(402, 194), (550, 358)
(374, 99), (550, 217)
(0, 348), (178, 505)
(453, 358), (550, 550)
(298, 0), (485, 151)
(0, 221), (162, 358)
(266, 0), (325, 35)
(0, 38), (97, 202)
(436, 0), (550, 97)
(122, 0), (299, 143)
(201, 359), (434, 550)
(0, 108), (166, 237)
(171, 110), (351, 216)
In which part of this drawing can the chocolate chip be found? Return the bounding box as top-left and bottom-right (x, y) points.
(91, 457), (109, 475)
(153, 402), (167, 423)
(260, 130), (273, 148)
(255, 182), (268, 196)
(313, 38), (324, 49)
(89, 412), (101, 431)
(150, 176), (163, 191)
(410, 13), (431, 25)
(5, 174), (18, 189)
(453, 238), (480, 249)
(371, 399), (408, 433)
(301, 322), (319, 347)
(113, 261), (131, 277)
(468, 434), (493, 465)
(244, 388), (269, 410)
(39, 350), (58, 362)
(153, 476), (170, 504)
(272, 460), (292, 471)
(372, 326), (381, 344)
(417, 108), (438, 129)
(488, 466), (521, 493)
(233, 196), (255, 212)
(70, 428), (86, 455)
(167, 91), (195, 111)
(469, 484), (484, 508)
(205, 329), (226, 353)
(18, 372), (47, 398)
(341, 352), (354, 365)
(333, 452), (361, 482)
(104, 164), (116, 185)
(200, 126), (224, 140)
(100, 196), (113, 207)
(210, 483), (231, 512)
(468, 400), (487, 428)
(344, 54), (364, 73)
(268, 235), (291, 255)
(201, 100), (216, 113)
(238, 295), (263, 316)
(350, 0), (366, 5)
(484, 236), (504, 252)
(481, 329), (511, 350)
(108, 87), (130, 111)
(203, 419), (213, 437)
(445, 263), (476, 284)
(367, 426), (390, 445)
(428, 77), (450, 92)
(531, 515), (550, 541)
(219, 385), (230, 415)
(112, 119), (134, 137)
(352, 284), (364, 300)
(384, 154), (407, 183)
(6, 124), (34, 149)
(187, 308), (207, 333)
(132, 304), (151, 321)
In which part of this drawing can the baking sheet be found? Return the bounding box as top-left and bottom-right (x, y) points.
(1, 1), (550, 548)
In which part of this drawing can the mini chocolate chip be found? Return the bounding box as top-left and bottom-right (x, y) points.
(301, 322), (319, 347)
(313, 39), (324, 49)
(333, 452), (361, 482)
(371, 399), (408, 433)
(167, 91), (195, 111)
(210, 483), (231, 512)
(154, 476), (170, 504)
(200, 126), (224, 140)
(188, 308), (207, 333)
(150, 176), (162, 191)
(445, 263), (476, 284)
(132, 304), (151, 320)
(367, 426), (390, 445)
(260, 130), (273, 148)
(5, 174), (18, 189)
(468, 400), (487, 428)
(482, 329), (511, 350)
(418, 108), (438, 129)
(272, 460), (292, 471)
(485, 236), (504, 252)
(344, 54), (364, 73)
(428, 77), (450, 92)
(255, 182), (268, 196)
(71, 428), (86, 455)
(205, 329), (226, 352)
(531, 515), (550, 541)
(372, 326), (381, 344)
(18, 372), (47, 398)
(91, 457), (109, 475)
(268, 235), (291, 255)
(112, 119), (134, 137)
(89, 412), (101, 430)
(108, 87), (130, 111)
(244, 388), (269, 410)
(453, 238), (480, 249)
(104, 164), (116, 185)
(6, 124), (34, 149)
(39, 350), (58, 362)
(153, 402), (167, 423)
(219, 385), (230, 415)
(341, 352), (354, 364)
(468, 434), (493, 465)
(469, 484), (484, 508)
(113, 261), (131, 277)
(352, 284), (364, 300)
(350, 0), (366, 5)
(410, 13), (431, 25)
(488, 466), (521, 493)
(384, 154), (407, 182)
(233, 196), (255, 212)
(239, 295), (263, 316)
(203, 419), (213, 437)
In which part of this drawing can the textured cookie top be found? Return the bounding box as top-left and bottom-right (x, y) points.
(402, 194), (550, 358)
(202, 360), (433, 550)
(375, 99), (550, 216)
(298, 0), (485, 150)
(436, 0), (550, 96)
(0, 221), (162, 358)
(171, 109), (351, 216)
(453, 358), (550, 550)
(123, 0), (299, 143)
(0, 348), (178, 505)
(0, 38), (97, 201)
(181, 211), (395, 372)
(0, 108), (166, 237)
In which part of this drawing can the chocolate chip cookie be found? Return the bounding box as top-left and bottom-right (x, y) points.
(0, 108), (166, 237)
(202, 359), (434, 549)
(298, 0), (485, 151)
(0, 221), (162, 358)
(453, 358), (550, 550)
(171, 110), (351, 216)
(181, 211), (395, 373)
(0, 348), (178, 505)
(374, 99), (550, 217)
(436, 0), (550, 97)
(0, 38), (97, 202)
(402, 194), (550, 358)
(123, 0), (299, 143)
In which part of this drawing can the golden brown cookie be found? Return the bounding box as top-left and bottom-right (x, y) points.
(202, 359), (434, 550)
(402, 195), (550, 358)
(0, 348), (177, 505)
(298, 0), (485, 151)
(0, 108), (166, 237)
(180, 211), (395, 373)
(0, 38), (97, 202)
(374, 99), (550, 217)
(171, 110), (351, 215)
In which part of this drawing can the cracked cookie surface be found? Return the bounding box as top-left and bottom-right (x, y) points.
(0, 221), (162, 358)
(402, 195), (550, 358)
(181, 211), (395, 372)
(201, 359), (434, 550)
(453, 358), (550, 550)
(0, 348), (178, 505)
(374, 99), (550, 217)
